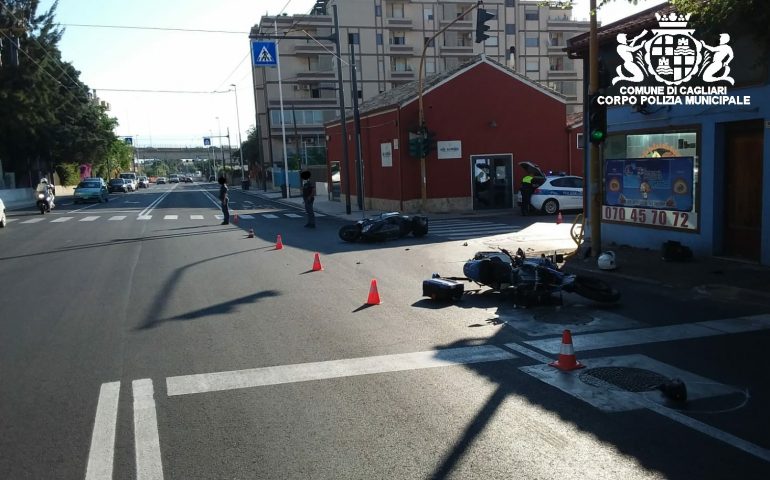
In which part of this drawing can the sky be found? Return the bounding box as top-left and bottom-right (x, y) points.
(38, 0), (666, 148)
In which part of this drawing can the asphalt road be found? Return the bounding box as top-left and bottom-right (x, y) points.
(1, 182), (769, 479)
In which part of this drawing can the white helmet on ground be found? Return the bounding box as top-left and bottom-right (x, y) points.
(598, 251), (617, 270)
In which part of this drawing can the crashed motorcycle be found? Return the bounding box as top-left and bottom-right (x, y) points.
(339, 212), (428, 242)
(423, 247), (620, 305)
(36, 190), (55, 214)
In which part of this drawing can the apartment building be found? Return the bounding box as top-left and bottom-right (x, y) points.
(251, 0), (589, 170)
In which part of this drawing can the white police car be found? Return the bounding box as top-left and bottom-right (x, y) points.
(517, 162), (584, 215)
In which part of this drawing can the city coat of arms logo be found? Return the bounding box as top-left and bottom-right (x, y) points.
(612, 12), (735, 86)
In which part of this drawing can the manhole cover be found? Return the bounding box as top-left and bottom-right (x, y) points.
(579, 367), (669, 392)
(532, 310), (594, 325)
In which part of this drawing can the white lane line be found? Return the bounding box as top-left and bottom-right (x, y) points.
(190, 215), (204, 220)
(238, 214), (254, 219)
(20, 218), (46, 224)
(133, 379), (164, 480)
(214, 214), (223, 220)
(262, 214), (278, 219)
(137, 215), (152, 221)
(525, 313), (770, 354)
(163, 215), (178, 220)
(109, 215), (127, 221)
(167, 345), (516, 396)
(80, 216), (100, 222)
(6, 218), (18, 223)
(51, 217), (74, 223)
(316, 213), (326, 217)
(85, 382), (120, 480)
(503, 343), (554, 364)
(644, 400), (770, 463)
(284, 213), (302, 218)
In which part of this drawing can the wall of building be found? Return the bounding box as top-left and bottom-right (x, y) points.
(326, 61), (571, 212)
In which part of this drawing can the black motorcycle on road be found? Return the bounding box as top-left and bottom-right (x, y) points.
(423, 247), (620, 305)
(339, 212), (429, 242)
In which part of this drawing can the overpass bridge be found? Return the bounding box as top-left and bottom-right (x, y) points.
(135, 147), (232, 164)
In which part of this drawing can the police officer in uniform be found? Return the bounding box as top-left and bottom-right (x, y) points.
(520, 174), (534, 216)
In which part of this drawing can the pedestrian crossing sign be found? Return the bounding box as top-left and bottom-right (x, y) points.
(251, 41), (278, 67)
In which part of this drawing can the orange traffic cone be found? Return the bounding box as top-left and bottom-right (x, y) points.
(366, 279), (381, 305)
(549, 329), (584, 371)
(232, 212), (239, 224)
(556, 211), (564, 225)
(275, 234), (283, 250)
(312, 252), (323, 271)
(248, 228), (254, 238)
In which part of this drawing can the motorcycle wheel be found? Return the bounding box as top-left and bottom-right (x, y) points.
(39, 205), (45, 214)
(573, 275), (621, 303)
(338, 224), (362, 242)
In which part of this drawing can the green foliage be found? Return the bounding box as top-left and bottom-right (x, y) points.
(0, 0), (119, 185)
(54, 162), (80, 186)
(670, 0), (769, 52)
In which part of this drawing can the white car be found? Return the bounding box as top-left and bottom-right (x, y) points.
(517, 162), (583, 215)
(0, 198), (6, 227)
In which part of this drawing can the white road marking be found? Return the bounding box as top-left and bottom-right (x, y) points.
(133, 379), (164, 480)
(525, 313), (770, 354)
(190, 215), (204, 220)
(137, 215), (152, 220)
(51, 217), (73, 223)
(163, 215), (178, 220)
(5, 218), (18, 223)
(315, 213), (326, 217)
(284, 213), (302, 218)
(238, 214), (254, 219)
(214, 214), (223, 220)
(167, 345), (517, 396)
(109, 216), (127, 221)
(20, 218), (45, 224)
(503, 343), (553, 364)
(644, 399), (770, 463)
(80, 216), (100, 222)
(85, 382), (120, 480)
(262, 214), (278, 219)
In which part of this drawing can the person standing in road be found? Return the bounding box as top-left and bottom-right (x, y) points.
(301, 170), (315, 228)
(218, 176), (230, 225)
(520, 174), (534, 216)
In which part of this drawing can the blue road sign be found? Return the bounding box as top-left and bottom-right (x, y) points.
(251, 41), (278, 67)
(124, 137), (133, 146)
(203, 137), (211, 146)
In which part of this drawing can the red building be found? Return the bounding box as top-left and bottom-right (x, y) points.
(325, 56), (583, 213)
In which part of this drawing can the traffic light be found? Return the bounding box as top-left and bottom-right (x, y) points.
(588, 94), (607, 145)
(408, 130), (423, 158)
(475, 8), (495, 44)
(422, 129), (436, 156)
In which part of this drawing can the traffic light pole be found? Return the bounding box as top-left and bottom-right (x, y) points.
(588, 0), (602, 257)
(417, 1), (482, 211)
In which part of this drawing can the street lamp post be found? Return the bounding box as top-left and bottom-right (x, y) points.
(216, 116), (226, 178)
(231, 84), (245, 187)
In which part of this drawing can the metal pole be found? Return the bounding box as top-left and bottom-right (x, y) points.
(275, 20), (291, 198)
(333, 4), (352, 214)
(217, 117), (225, 176)
(349, 39), (364, 212)
(227, 127), (233, 181)
(231, 84), (245, 186)
(260, 68), (272, 191)
(589, 0), (601, 257)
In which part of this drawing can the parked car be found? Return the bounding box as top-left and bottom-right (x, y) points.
(168, 174), (180, 183)
(156, 177), (167, 184)
(517, 161), (583, 215)
(125, 178), (137, 191)
(183, 176), (193, 183)
(138, 176), (150, 188)
(208, 175), (216, 182)
(85, 177), (107, 188)
(0, 198), (6, 228)
(108, 178), (129, 193)
(73, 180), (109, 204)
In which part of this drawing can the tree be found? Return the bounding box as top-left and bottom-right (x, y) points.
(0, 0), (120, 186)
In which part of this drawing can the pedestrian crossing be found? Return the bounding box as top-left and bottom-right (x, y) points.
(7, 211), (325, 225)
(429, 218), (520, 240)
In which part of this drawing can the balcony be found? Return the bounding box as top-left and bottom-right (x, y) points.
(293, 44), (329, 55)
(388, 44), (414, 55)
(389, 69), (415, 81)
(439, 45), (474, 56)
(288, 14), (333, 28)
(547, 69), (578, 79)
(296, 70), (337, 82)
(385, 17), (413, 29)
(439, 18), (473, 30)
